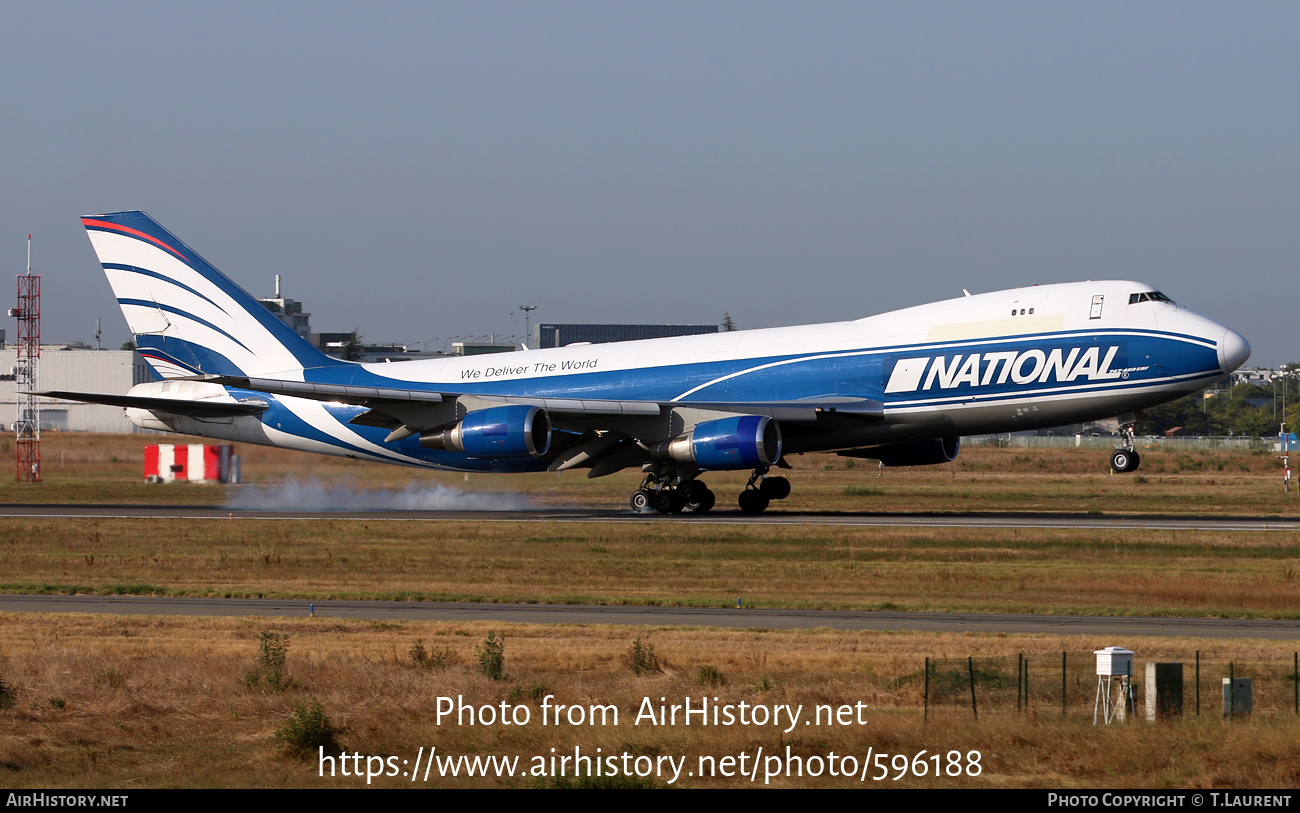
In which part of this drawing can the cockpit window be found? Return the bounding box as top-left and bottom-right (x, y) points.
(1129, 291), (1173, 305)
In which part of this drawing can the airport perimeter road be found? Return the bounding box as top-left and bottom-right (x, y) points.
(1, 503), (1300, 531)
(1, 594), (1297, 640)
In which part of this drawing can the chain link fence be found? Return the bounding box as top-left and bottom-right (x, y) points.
(962, 434), (1273, 451)
(922, 652), (1299, 719)
(1191, 652), (1300, 717)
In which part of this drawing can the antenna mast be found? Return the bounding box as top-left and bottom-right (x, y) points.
(518, 304), (537, 347)
(12, 235), (40, 481)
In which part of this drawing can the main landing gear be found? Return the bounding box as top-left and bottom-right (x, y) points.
(628, 466), (791, 514)
(630, 473), (716, 515)
(737, 467), (791, 515)
(1110, 420), (1141, 473)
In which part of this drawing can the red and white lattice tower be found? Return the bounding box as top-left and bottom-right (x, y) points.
(13, 236), (40, 482)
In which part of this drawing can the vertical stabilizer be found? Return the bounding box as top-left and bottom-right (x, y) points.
(83, 211), (341, 379)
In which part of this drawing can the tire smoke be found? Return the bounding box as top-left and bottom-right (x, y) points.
(224, 478), (531, 511)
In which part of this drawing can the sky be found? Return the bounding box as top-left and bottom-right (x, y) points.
(2, 2), (1297, 364)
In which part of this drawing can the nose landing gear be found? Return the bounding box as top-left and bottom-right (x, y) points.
(1110, 448), (1140, 473)
(1110, 418), (1141, 473)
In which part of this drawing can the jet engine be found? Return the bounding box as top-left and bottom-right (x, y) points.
(419, 405), (551, 458)
(652, 415), (782, 470)
(849, 436), (960, 467)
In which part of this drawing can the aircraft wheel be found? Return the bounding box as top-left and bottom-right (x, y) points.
(654, 489), (685, 514)
(630, 489), (652, 511)
(1110, 449), (1140, 473)
(1125, 450), (1141, 472)
(687, 488), (716, 514)
(759, 476), (791, 500)
(680, 480), (710, 503)
(738, 489), (770, 514)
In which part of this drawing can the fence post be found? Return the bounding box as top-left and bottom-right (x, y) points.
(924, 657), (929, 722)
(1229, 662), (1234, 720)
(1024, 656), (1030, 712)
(1017, 653), (1023, 712)
(1196, 651), (1200, 717)
(1062, 651), (1067, 716)
(1294, 652), (1298, 716)
(1126, 658), (1134, 720)
(969, 656), (978, 721)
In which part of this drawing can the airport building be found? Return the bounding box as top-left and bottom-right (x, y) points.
(0, 347), (151, 433)
(262, 281), (723, 355)
(257, 275), (312, 340)
(534, 323), (720, 349)
(451, 341), (516, 356)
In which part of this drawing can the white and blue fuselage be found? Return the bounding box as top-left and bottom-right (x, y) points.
(133, 282), (1244, 472)
(70, 212), (1248, 502)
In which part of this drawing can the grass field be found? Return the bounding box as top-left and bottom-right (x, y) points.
(0, 614), (1296, 789)
(3, 518), (1299, 618)
(2, 434), (1299, 789)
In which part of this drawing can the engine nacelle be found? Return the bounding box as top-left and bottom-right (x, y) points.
(419, 405), (551, 458)
(653, 415), (782, 470)
(846, 436), (960, 467)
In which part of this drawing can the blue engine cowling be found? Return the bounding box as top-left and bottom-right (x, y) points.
(653, 415), (782, 470)
(419, 405), (551, 458)
(843, 436), (960, 467)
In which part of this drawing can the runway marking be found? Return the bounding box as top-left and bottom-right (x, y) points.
(0, 504), (1296, 532)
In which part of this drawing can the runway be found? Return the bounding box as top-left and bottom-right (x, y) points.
(3, 502), (1296, 640)
(2, 594), (1297, 639)
(1, 502), (1299, 531)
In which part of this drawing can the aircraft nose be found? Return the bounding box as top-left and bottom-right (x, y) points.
(1218, 328), (1251, 373)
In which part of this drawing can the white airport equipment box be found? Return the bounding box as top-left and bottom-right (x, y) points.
(1094, 647), (1135, 677)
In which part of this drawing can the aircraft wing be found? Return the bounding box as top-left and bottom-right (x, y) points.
(192, 374), (883, 423)
(679, 400), (884, 422)
(33, 390), (269, 418)
(192, 375), (447, 407)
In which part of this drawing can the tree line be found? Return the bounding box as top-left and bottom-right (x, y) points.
(1138, 367), (1300, 438)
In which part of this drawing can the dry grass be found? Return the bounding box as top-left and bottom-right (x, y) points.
(2, 517), (1298, 617)
(0, 613), (1295, 788)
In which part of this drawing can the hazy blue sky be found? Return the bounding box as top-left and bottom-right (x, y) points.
(2, 2), (1296, 364)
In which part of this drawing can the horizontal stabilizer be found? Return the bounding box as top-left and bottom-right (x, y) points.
(192, 374), (445, 406)
(34, 390), (268, 418)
